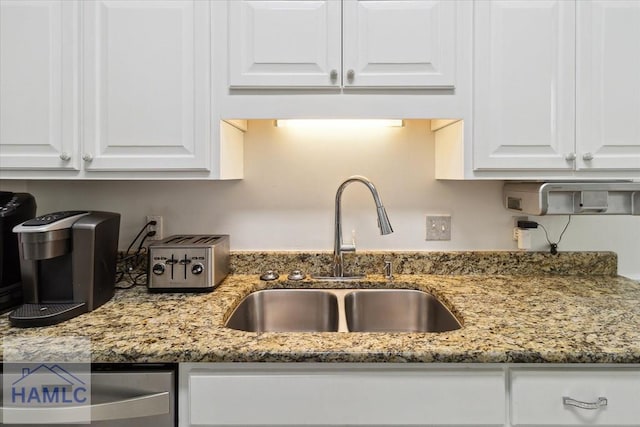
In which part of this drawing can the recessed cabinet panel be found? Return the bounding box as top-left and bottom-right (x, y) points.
(473, 0), (575, 171)
(228, 0), (341, 88)
(189, 367), (505, 426)
(83, 0), (210, 171)
(343, 0), (456, 88)
(0, 0), (79, 171)
(576, 0), (640, 171)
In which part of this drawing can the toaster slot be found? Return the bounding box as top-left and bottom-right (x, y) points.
(195, 236), (220, 245)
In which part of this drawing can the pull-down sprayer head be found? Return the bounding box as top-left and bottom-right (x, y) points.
(376, 205), (393, 235)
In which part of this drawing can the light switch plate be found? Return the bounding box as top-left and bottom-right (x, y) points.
(426, 215), (451, 241)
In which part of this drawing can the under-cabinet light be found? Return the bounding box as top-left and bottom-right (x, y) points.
(275, 119), (404, 129)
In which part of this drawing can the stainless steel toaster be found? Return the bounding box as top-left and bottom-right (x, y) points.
(147, 235), (229, 292)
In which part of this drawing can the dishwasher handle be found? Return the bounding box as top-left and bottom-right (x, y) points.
(562, 396), (608, 410)
(0, 391), (170, 424)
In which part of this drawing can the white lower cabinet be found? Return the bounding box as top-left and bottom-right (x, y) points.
(181, 364), (506, 426)
(510, 368), (640, 426)
(180, 364), (640, 427)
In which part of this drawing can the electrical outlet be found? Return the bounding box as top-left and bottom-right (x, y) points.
(146, 215), (163, 241)
(426, 215), (451, 241)
(512, 216), (529, 241)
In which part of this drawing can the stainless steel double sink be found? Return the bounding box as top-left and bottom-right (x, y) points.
(225, 288), (462, 333)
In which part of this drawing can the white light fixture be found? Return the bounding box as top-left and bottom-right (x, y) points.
(275, 119), (403, 129)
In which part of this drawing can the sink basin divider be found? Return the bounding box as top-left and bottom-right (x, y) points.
(327, 289), (350, 333)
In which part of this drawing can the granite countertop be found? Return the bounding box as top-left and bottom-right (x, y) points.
(1, 251), (639, 364)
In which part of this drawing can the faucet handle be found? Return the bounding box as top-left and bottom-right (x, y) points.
(384, 261), (393, 280)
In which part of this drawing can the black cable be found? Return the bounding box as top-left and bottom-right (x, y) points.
(137, 231), (154, 253)
(536, 215), (572, 255)
(125, 221), (155, 255)
(116, 247), (148, 289)
(116, 222), (156, 288)
(116, 232), (154, 288)
(115, 281), (136, 290)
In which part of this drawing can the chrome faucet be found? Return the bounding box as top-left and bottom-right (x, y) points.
(328, 175), (393, 278)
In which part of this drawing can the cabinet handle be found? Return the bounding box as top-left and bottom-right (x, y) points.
(562, 396), (608, 410)
(582, 152), (594, 161)
(82, 153), (93, 162)
(346, 69), (355, 83)
(330, 69), (338, 82)
(565, 152), (576, 161)
(59, 152), (71, 161)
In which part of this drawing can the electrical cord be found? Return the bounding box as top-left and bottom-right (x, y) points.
(115, 247), (149, 289)
(536, 215), (572, 255)
(115, 221), (156, 289)
(125, 220), (155, 256)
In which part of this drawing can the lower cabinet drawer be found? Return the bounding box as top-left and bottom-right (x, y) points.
(511, 369), (640, 426)
(188, 366), (506, 426)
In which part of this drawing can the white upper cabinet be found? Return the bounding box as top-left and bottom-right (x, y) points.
(0, 0), (243, 180)
(473, 0), (576, 171)
(228, 0), (458, 89)
(342, 0), (456, 88)
(576, 0), (640, 171)
(228, 0), (341, 88)
(82, 0), (210, 172)
(0, 0), (80, 171)
(437, 0), (640, 179)
(217, 0), (472, 119)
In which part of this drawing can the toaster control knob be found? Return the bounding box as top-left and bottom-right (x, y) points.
(152, 263), (165, 275)
(191, 263), (204, 275)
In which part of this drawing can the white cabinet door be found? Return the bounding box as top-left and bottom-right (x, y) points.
(576, 0), (640, 171)
(342, 0), (456, 88)
(185, 364), (506, 426)
(473, 0), (575, 171)
(228, 0), (341, 88)
(228, 0), (457, 89)
(511, 369), (640, 426)
(0, 0), (80, 171)
(82, 0), (210, 172)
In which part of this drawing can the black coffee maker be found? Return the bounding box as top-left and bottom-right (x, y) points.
(10, 210), (120, 327)
(0, 191), (37, 312)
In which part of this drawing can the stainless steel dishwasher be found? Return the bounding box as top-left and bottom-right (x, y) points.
(0, 363), (176, 426)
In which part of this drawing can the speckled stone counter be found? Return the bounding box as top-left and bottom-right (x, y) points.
(1, 251), (638, 363)
(229, 250), (618, 276)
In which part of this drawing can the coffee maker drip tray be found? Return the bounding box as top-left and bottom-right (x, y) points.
(9, 302), (87, 327)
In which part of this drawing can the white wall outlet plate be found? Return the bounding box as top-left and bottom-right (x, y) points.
(426, 215), (451, 241)
(146, 215), (163, 241)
